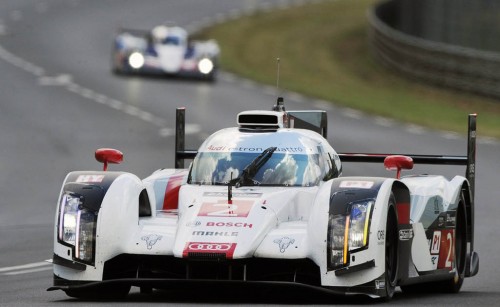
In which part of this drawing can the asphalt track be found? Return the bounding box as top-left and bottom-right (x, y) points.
(0, 0), (499, 306)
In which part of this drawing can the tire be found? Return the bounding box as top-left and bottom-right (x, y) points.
(401, 192), (467, 294)
(383, 199), (399, 300)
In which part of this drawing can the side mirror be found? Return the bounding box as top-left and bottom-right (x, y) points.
(384, 155), (413, 179)
(95, 148), (123, 171)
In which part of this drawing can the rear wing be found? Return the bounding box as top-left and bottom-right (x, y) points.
(338, 113), (476, 198)
(174, 107), (476, 196)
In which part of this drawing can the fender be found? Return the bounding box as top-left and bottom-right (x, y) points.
(53, 171), (147, 284)
(319, 177), (412, 293)
(62, 171), (125, 211)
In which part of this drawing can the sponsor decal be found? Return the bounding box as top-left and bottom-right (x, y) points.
(377, 230), (385, 241)
(203, 192), (262, 198)
(375, 280), (386, 289)
(430, 231), (441, 254)
(399, 229), (413, 241)
(192, 231), (238, 237)
(206, 222), (253, 228)
(198, 200), (254, 217)
(339, 180), (374, 189)
(431, 255), (439, 270)
(76, 175), (104, 183)
(141, 234), (162, 250)
(182, 242), (237, 259)
(206, 145), (309, 153)
(273, 237), (295, 253)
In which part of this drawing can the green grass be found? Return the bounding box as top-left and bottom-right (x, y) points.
(197, 0), (500, 138)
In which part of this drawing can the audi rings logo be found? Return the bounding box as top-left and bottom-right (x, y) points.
(183, 242), (237, 258)
(188, 243), (232, 251)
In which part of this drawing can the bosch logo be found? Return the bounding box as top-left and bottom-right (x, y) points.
(188, 243), (232, 251)
(206, 222), (253, 228)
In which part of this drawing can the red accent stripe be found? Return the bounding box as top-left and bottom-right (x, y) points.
(162, 172), (187, 210)
(396, 202), (410, 224)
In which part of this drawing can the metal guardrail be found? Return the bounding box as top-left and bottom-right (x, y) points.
(367, 0), (500, 99)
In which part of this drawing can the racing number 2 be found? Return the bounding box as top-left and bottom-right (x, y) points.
(198, 200), (254, 218)
(433, 230), (454, 270)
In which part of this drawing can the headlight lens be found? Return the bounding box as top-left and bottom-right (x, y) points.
(328, 199), (373, 270)
(76, 209), (97, 263)
(348, 200), (373, 251)
(328, 214), (348, 270)
(128, 52), (145, 69)
(58, 192), (97, 264)
(198, 58), (214, 74)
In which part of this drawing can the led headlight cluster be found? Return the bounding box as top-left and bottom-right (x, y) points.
(58, 192), (97, 264)
(328, 199), (373, 269)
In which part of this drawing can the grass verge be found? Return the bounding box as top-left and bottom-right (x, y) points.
(197, 0), (500, 138)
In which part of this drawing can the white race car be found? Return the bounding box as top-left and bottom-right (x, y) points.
(112, 25), (219, 81)
(48, 98), (479, 300)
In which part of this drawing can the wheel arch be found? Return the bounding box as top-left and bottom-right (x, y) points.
(389, 180), (412, 284)
(459, 180), (479, 277)
(459, 180), (474, 250)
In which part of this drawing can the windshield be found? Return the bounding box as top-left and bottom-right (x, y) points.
(188, 151), (326, 187)
(162, 36), (181, 45)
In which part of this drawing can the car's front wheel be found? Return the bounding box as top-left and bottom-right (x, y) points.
(383, 198), (399, 300)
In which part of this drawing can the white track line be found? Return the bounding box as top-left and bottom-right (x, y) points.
(0, 261), (51, 273)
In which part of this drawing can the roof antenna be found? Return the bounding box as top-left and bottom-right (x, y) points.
(273, 57), (285, 112)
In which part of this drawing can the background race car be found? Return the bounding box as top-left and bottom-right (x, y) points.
(48, 99), (479, 301)
(112, 25), (219, 81)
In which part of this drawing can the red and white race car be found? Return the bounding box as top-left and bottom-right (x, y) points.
(48, 98), (479, 300)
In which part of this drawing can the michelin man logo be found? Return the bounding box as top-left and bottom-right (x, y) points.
(142, 234), (162, 250)
(273, 236), (295, 253)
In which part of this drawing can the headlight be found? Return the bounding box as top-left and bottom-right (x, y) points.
(128, 52), (145, 69)
(328, 199), (373, 270)
(348, 200), (373, 251)
(328, 214), (348, 270)
(198, 58), (214, 74)
(58, 192), (97, 264)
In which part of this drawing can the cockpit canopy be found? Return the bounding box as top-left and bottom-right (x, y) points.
(188, 128), (340, 187)
(151, 25), (187, 46)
